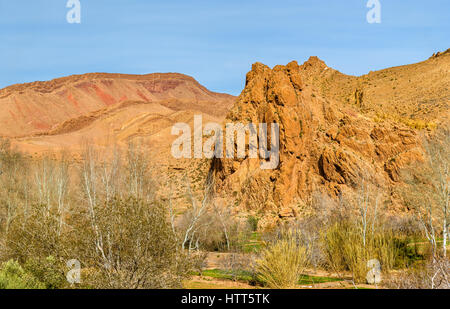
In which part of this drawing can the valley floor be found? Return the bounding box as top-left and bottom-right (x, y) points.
(183, 252), (380, 290)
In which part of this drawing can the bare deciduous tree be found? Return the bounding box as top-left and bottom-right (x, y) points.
(401, 129), (449, 259)
(180, 171), (214, 251)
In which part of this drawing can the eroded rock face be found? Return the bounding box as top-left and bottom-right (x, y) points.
(211, 58), (423, 220)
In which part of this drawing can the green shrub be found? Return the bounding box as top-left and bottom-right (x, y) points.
(247, 216), (259, 232)
(392, 237), (424, 268)
(24, 256), (67, 289)
(0, 260), (45, 289)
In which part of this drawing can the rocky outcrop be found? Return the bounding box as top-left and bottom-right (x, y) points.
(211, 58), (424, 219)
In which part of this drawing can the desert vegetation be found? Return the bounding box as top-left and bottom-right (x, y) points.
(0, 129), (448, 289)
(0, 139), (198, 289)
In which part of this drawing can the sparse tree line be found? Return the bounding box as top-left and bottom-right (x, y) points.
(0, 128), (448, 289)
(0, 140), (198, 288)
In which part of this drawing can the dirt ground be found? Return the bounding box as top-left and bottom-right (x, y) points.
(184, 252), (379, 289)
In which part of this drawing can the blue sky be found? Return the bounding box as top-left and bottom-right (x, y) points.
(0, 0), (448, 95)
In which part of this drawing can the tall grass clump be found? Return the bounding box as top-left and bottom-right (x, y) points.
(323, 221), (399, 283)
(256, 232), (308, 288)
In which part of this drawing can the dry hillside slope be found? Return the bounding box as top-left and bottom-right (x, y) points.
(0, 72), (234, 138)
(300, 49), (449, 127)
(0, 73), (236, 209)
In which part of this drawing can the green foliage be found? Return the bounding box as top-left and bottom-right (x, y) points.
(247, 215), (259, 232)
(194, 269), (255, 282)
(0, 260), (45, 289)
(241, 232), (263, 253)
(298, 274), (342, 285)
(24, 256), (67, 289)
(392, 237), (424, 268)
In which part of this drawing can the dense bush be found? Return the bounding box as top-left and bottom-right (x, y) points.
(78, 197), (193, 289)
(23, 256), (67, 289)
(0, 260), (45, 289)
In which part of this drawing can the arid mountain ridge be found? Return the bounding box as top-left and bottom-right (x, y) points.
(0, 72), (236, 209)
(211, 50), (449, 223)
(0, 51), (448, 220)
(0, 72), (234, 138)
